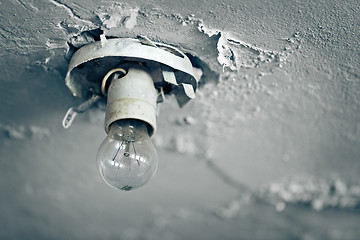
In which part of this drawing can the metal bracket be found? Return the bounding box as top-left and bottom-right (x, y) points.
(65, 36), (198, 107)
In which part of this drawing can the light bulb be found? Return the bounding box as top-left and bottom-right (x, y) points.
(97, 119), (158, 191)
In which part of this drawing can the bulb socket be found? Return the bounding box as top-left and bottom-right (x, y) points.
(105, 63), (157, 136)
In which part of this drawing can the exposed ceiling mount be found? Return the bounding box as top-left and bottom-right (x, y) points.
(65, 35), (197, 104)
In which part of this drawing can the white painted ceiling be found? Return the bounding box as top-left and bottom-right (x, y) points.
(1, 0), (360, 239)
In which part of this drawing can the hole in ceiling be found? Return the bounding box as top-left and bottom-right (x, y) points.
(185, 53), (219, 87)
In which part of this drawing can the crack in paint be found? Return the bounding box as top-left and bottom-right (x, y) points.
(15, 0), (38, 12)
(49, 0), (81, 19)
(15, 0), (26, 10)
(205, 159), (248, 192)
(49, 0), (94, 26)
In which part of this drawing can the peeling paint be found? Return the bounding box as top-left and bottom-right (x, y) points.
(198, 24), (295, 71)
(261, 175), (360, 211)
(96, 4), (139, 31)
(0, 123), (50, 140)
(66, 28), (102, 48)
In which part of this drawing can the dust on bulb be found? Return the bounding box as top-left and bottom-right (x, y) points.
(96, 119), (158, 191)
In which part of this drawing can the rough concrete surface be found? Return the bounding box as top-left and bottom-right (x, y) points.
(0, 0), (360, 239)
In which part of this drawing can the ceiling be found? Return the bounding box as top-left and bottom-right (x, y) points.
(1, 0), (360, 239)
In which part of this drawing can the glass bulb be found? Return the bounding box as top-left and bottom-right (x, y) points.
(96, 119), (158, 191)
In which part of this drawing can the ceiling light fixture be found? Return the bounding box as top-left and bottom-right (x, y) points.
(62, 35), (197, 191)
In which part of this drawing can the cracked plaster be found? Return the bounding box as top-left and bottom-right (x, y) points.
(0, 0), (360, 239)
